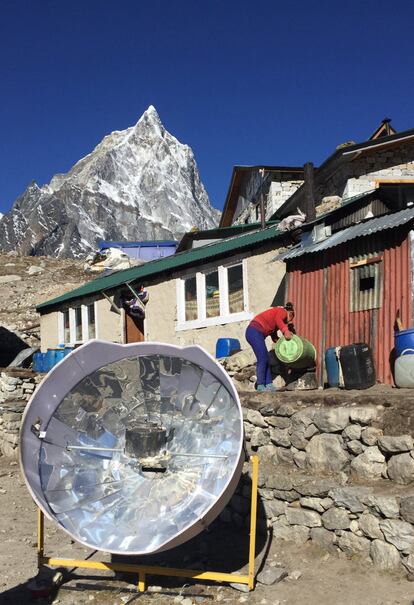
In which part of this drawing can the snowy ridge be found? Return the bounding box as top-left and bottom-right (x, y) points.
(0, 106), (220, 257)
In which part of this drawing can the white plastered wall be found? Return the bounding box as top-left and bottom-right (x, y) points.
(145, 248), (286, 356)
(39, 294), (124, 351)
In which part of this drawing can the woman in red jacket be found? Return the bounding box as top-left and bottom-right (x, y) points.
(245, 303), (295, 392)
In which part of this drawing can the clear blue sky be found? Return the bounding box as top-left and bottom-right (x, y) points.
(1, 0), (414, 214)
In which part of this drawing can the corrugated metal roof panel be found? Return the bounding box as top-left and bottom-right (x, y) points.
(37, 225), (284, 311)
(281, 207), (414, 260)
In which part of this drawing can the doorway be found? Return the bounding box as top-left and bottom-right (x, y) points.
(125, 312), (145, 343)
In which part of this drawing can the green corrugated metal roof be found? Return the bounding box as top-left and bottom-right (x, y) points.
(37, 225), (285, 312)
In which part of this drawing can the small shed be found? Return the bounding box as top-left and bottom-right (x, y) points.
(281, 206), (414, 385)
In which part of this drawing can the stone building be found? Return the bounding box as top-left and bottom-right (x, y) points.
(274, 118), (414, 221)
(219, 165), (305, 227)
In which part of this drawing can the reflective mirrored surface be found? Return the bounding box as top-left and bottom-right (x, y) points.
(38, 354), (242, 554)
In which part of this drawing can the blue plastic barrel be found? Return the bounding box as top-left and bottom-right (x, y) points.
(40, 352), (47, 372)
(54, 349), (65, 365)
(395, 328), (414, 357)
(215, 338), (241, 359)
(33, 352), (43, 372)
(44, 349), (57, 372)
(325, 347), (340, 387)
(64, 346), (74, 357)
(34, 352), (47, 372)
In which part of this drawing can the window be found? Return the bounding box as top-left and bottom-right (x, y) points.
(177, 261), (251, 329)
(350, 256), (383, 312)
(205, 270), (220, 318)
(63, 309), (70, 344)
(59, 302), (98, 344)
(87, 303), (96, 339)
(228, 264), (244, 314)
(184, 276), (197, 321)
(75, 307), (82, 341)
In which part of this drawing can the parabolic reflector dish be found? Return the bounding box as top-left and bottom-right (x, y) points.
(20, 341), (244, 555)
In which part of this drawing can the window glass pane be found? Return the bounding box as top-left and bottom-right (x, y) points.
(63, 310), (70, 343)
(88, 304), (96, 339)
(350, 257), (382, 312)
(184, 277), (197, 321)
(205, 271), (220, 318)
(75, 307), (82, 341)
(228, 264), (244, 313)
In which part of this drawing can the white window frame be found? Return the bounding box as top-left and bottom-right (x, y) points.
(176, 259), (252, 331)
(58, 301), (99, 344)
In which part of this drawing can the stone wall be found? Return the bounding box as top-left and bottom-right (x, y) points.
(224, 400), (414, 574)
(0, 370), (41, 458)
(234, 178), (304, 225)
(316, 142), (414, 203)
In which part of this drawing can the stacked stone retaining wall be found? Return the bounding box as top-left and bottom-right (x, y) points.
(223, 399), (414, 574)
(0, 370), (41, 458)
(4, 371), (414, 574)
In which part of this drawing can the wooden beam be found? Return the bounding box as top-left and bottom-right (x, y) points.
(101, 290), (121, 315)
(349, 255), (382, 269)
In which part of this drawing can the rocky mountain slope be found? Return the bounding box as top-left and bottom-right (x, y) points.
(0, 106), (219, 258)
(0, 251), (92, 350)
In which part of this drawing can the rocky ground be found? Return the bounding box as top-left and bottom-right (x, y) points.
(0, 457), (413, 605)
(0, 250), (93, 350)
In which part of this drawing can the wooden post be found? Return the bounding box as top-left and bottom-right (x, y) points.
(259, 168), (266, 229)
(303, 162), (316, 222)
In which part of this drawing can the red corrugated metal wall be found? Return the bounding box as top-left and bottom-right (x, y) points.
(288, 255), (324, 383)
(287, 229), (412, 385)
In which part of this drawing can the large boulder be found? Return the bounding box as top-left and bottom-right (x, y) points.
(306, 434), (349, 472)
(225, 349), (256, 371)
(400, 494), (414, 524)
(310, 527), (337, 549)
(337, 532), (371, 557)
(272, 519), (310, 544)
(350, 447), (386, 480)
(321, 507), (350, 530)
(349, 407), (378, 425)
(328, 486), (373, 513)
(358, 513), (383, 540)
(291, 410), (315, 431)
(387, 453), (414, 485)
(365, 495), (400, 519)
(285, 508), (322, 527)
(313, 408), (350, 432)
(296, 476), (347, 498)
(360, 427), (383, 446)
(343, 424), (362, 441)
(347, 440), (365, 455)
(380, 519), (414, 553)
(270, 427), (291, 448)
(378, 435), (414, 454)
(251, 427), (271, 448)
(370, 540), (401, 570)
(246, 409), (268, 428)
(299, 497), (332, 513)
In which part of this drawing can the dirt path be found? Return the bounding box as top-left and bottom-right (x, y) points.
(0, 457), (413, 605)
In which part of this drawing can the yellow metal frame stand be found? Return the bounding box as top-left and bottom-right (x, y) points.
(37, 455), (259, 593)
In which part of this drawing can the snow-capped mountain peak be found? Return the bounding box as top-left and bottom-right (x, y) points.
(0, 107), (220, 258)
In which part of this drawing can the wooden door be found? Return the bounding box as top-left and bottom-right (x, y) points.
(125, 312), (145, 343)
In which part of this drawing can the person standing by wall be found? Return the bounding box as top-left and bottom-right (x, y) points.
(245, 303), (295, 392)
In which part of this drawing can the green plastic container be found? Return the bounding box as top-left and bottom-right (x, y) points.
(274, 335), (316, 369)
